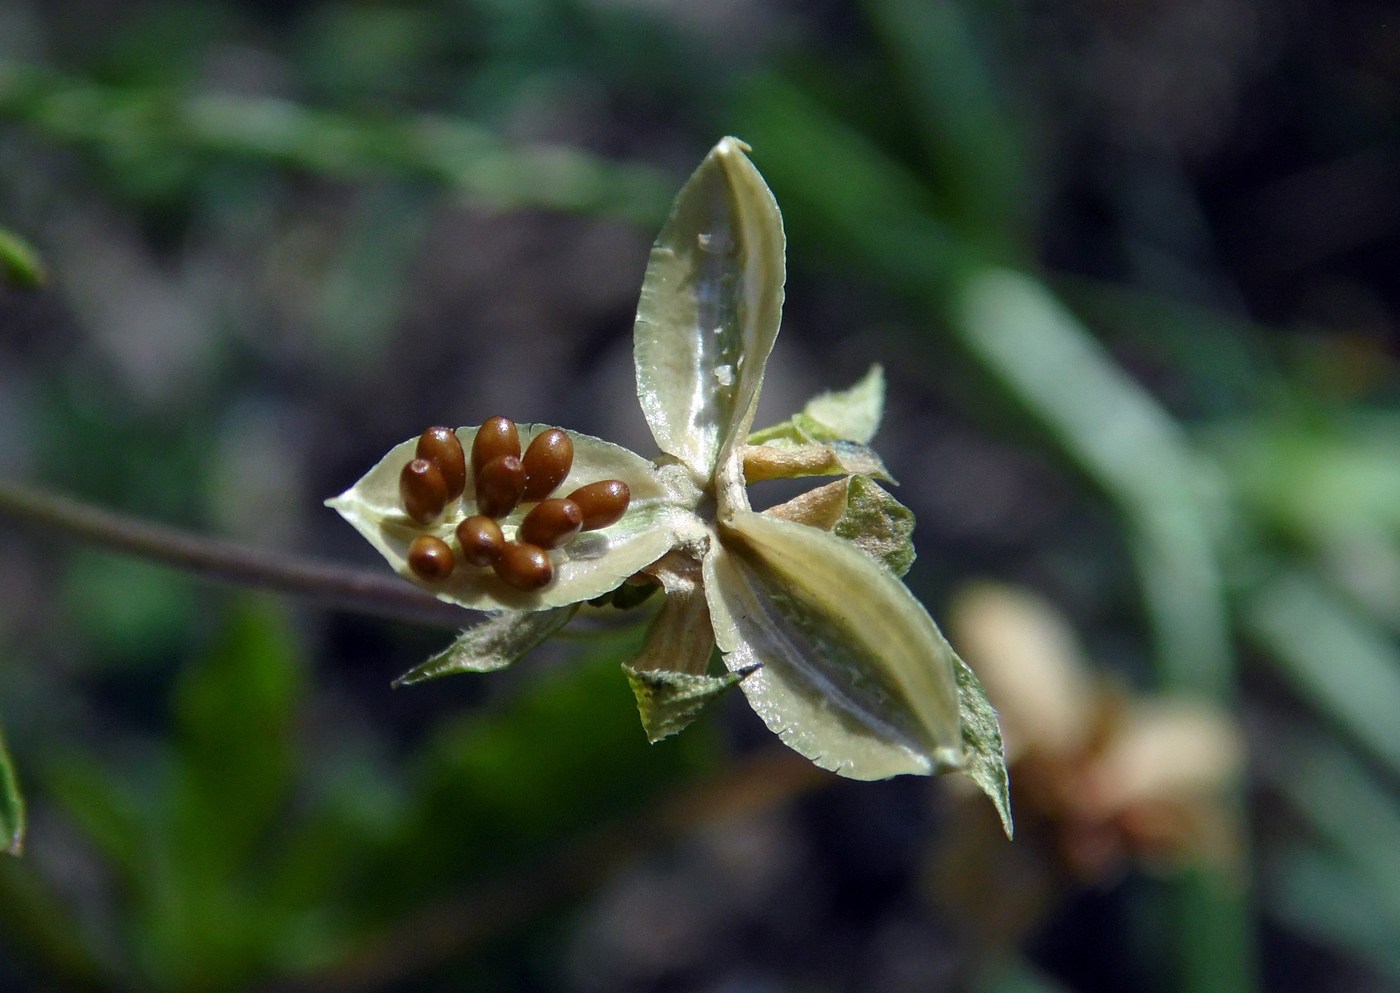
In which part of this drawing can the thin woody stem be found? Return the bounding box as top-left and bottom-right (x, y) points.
(0, 478), (469, 629)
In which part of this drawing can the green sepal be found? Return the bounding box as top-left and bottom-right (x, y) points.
(1, 719), (26, 856)
(393, 606), (579, 687)
(623, 666), (743, 743)
(749, 365), (885, 446)
(953, 652), (1013, 838)
(765, 475), (916, 577)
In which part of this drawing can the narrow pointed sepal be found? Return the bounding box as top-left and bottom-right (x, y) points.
(705, 510), (963, 780)
(634, 137), (785, 479)
(393, 606), (579, 686)
(742, 440), (893, 485)
(624, 666), (742, 743)
(953, 653), (1013, 837)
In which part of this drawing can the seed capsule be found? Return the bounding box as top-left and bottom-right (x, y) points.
(566, 479), (631, 531)
(474, 454), (525, 518)
(416, 426), (467, 500)
(521, 429), (573, 501)
(471, 416), (521, 475)
(456, 514), (505, 567)
(407, 534), (455, 581)
(493, 541), (553, 591)
(519, 498), (583, 549)
(400, 458), (448, 524)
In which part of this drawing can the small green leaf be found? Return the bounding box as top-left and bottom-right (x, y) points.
(0, 226), (46, 289)
(706, 510), (963, 780)
(394, 606), (579, 686)
(623, 667), (742, 743)
(953, 653), (1013, 838)
(634, 137), (785, 479)
(765, 475), (916, 577)
(328, 424), (688, 611)
(1, 719), (25, 856)
(750, 365), (886, 446)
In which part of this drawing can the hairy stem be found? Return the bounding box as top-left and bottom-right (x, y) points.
(0, 478), (468, 629)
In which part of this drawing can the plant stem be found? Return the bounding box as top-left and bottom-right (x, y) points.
(0, 478), (468, 629)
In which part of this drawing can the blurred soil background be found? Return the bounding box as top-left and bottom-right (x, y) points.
(1, 0), (1399, 991)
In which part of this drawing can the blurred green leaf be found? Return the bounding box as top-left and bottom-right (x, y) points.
(0, 719), (23, 856)
(0, 226), (46, 288)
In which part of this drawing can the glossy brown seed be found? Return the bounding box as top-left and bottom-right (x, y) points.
(471, 416), (521, 475)
(493, 541), (553, 592)
(400, 458), (448, 524)
(474, 454), (525, 518)
(417, 426), (467, 500)
(456, 514), (505, 567)
(407, 534), (455, 581)
(521, 429), (574, 501)
(566, 479), (631, 531)
(518, 498), (583, 549)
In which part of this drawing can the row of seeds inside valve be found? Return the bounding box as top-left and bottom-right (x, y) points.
(398, 417), (631, 591)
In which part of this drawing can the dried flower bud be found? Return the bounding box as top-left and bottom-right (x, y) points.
(475, 455), (525, 518)
(400, 458), (448, 524)
(417, 426), (467, 500)
(407, 534), (455, 581)
(567, 479), (631, 530)
(519, 498), (584, 549)
(472, 416), (521, 475)
(456, 515), (505, 567)
(521, 429), (573, 501)
(494, 541), (553, 591)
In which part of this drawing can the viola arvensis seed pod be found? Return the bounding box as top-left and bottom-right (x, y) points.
(417, 426), (467, 500)
(521, 429), (574, 501)
(472, 416), (521, 475)
(474, 454), (526, 518)
(494, 541), (553, 591)
(400, 458), (448, 524)
(456, 514), (505, 567)
(407, 534), (455, 581)
(518, 498), (584, 550)
(566, 479), (630, 531)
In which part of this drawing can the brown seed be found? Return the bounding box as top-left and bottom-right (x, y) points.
(416, 426), (467, 500)
(456, 515), (505, 567)
(474, 454), (525, 518)
(494, 541), (553, 591)
(400, 458), (448, 524)
(471, 416), (521, 475)
(518, 498), (583, 549)
(567, 479), (631, 531)
(407, 534), (455, 581)
(521, 429), (573, 501)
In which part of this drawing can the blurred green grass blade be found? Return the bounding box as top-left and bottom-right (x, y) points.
(0, 720), (23, 856)
(0, 60), (672, 224)
(954, 267), (1232, 696)
(1246, 572), (1400, 776)
(1268, 843), (1400, 982)
(735, 74), (959, 288)
(863, 0), (1027, 243)
(0, 226), (46, 289)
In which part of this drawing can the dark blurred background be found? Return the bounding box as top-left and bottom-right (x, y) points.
(2, 0), (1399, 990)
